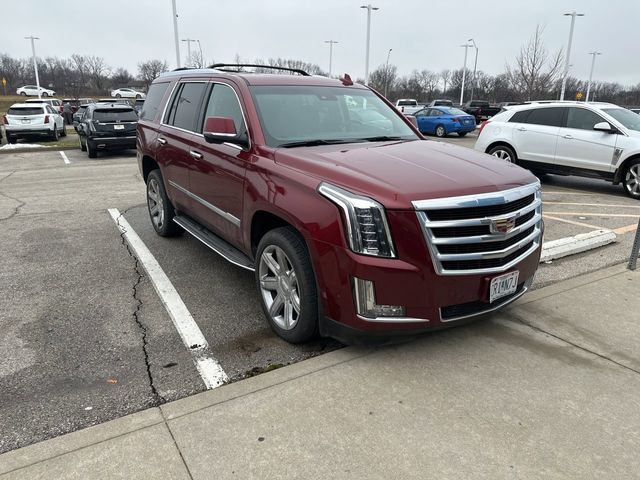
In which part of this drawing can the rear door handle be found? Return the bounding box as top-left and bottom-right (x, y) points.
(516, 127), (527, 131)
(157, 137), (167, 145)
(189, 150), (203, 160)
(563, 135), (573, 139)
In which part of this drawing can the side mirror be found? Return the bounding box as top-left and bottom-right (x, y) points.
(203, 116), (248, 148)
(593, 121), (616, 133)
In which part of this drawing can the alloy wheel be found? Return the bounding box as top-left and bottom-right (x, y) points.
(147, 178), (165, 229)
(491, 149), (512, 163)
(625, 164), (640, 197)
(258, 245), (301, 331)
(436, 126), (445, 137)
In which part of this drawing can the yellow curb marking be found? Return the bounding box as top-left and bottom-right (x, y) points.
(613, 223), (640, 235)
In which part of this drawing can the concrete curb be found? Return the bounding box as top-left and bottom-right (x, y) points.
(540, 229), (617, 263)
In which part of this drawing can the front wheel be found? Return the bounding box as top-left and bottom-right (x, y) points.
(487, 144), (517, 164)
(87, 140), (97, 158)
(256, 227), (318, 343)
(623, 160), (640, 199)
(146, 170), (183, 236)
(20, 92), (27, 96)
(115, 93), (121, 98)
(79, 136), (86, 151)
(435, 125), (446, 137)
(42, 92), (49, 97)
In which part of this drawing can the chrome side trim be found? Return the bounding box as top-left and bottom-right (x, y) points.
(412, 181), (541, 211)
(168, 180), (241, 227)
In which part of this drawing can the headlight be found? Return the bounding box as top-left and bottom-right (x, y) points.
(318, 182), (396, 258)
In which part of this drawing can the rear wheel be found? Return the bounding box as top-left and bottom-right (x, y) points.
(135, 94), (141, 99)
(51, 126), (59, 141)
(146, 169), (183, 236)
(488, 144), (517, 164)
(42, 92), (49, 97)
(622, 160), (640, 199)
(20, 92), (27, 96)
(79, 136), (86, 151)
(87, 140), (97, 158)
(60, 122), (67, 137)
(256, 227), (318, 343)
(7, 135), (16, 144)
(116, 93), (121, 98)
(458, 132), (468, 137)
(435, 125), (446, 137)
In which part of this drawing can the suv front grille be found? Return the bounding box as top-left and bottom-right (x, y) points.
(412, 183), (542, 276)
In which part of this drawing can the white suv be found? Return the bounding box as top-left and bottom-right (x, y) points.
(3, 103), (66, 143)
(475, 102), (640, 198)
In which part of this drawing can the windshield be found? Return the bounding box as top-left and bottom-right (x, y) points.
(93, 109), (138, 122)
(603, 108), (640, 132)
(250, 85), (418, 148)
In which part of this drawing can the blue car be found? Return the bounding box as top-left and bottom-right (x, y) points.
(413, 107), (476, 137)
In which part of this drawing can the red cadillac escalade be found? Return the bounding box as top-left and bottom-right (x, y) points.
(137, 63), (542, 344)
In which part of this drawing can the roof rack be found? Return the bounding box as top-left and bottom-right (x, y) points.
(207, 63), (310, 76)
(172, 67), (193, 72)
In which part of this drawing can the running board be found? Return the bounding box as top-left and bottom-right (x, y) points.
(173, 215), (255, 271)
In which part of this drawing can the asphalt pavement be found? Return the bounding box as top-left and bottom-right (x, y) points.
(0, 143), (638, 456)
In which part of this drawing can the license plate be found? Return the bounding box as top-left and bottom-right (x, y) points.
(114, 124), (125, 130)
(21, 119), (31, 124)
(489, 271), (519, 303)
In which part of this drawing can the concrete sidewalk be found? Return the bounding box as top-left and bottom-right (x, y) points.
(1, 264), (639, 479)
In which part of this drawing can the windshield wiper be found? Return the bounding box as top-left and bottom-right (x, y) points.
(356, 135), (406, 142)
(278, 139), (356, 148)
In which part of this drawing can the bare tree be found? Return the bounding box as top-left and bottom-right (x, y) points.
(111, 68), (134, 88)
(369, 64), (397, 96)
(416, 70), (440, 101)
(505, 25), (563, 101)
(87, 55), (109, 93)
(440, 69), (451, 95)
(137, 59), (169, 88)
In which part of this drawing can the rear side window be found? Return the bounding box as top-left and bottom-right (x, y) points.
(522, 107), (565, 127)
(94, 109), (138, 122)
(509, 110), (532, 123)
(140, 82), (169, 121)
(566, 108), (605, 130)
(8, 107), (43, 115)
(164, 82), (207, 131)
(201, 83), (246, 135)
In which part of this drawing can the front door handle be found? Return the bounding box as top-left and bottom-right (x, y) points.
(189, 150), (203, 160)
(157, 137), (167, 145)
(516, 127), (527, 131)
(563, 135), (573, 139)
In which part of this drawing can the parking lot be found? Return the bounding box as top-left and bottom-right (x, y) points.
(1, 140), (639, 454)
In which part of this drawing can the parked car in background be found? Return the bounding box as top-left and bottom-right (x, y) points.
(16, 85), (56, 97)
(76, 103), (138, 158)
(3, 103), (66, 143)
(475, 102), (640, 199)
(412, 107), (476, 137)
(394, 98), (422, 114)
(429, 99), (454, 107)
(24, 98), (64, 116)
(110, 88), (146, 99)
(133, 98), (145, 114)
(99, 98), (131, 105)
(462, 100), (501, 123)
(72, 104), (91, 126)
(136, 64), (542, 344)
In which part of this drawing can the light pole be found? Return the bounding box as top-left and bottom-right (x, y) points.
(171, 0), (181, 68)
(324, 40), (338, 76)
(459, 42), (473, 106)
(182, 38), (197, 67)
(469, 39), (478, 102)
(384, 48), (392, 98)
(585, 52), (601, 102)
(197, 39), (203, 68)
(25, 36), (41, 99)
(560, 11), (584, 101)
(360, 4), (379, 85)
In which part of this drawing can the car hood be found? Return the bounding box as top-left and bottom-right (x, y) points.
(274, 140), (538, 210)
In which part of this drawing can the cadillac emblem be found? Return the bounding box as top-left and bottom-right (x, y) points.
(490, 216), (517, 235)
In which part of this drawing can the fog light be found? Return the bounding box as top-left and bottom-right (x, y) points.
(353, 277), (405, 318)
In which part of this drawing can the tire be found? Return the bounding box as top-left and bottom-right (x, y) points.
(116, 93), (121, 98)
(146, 169), (183, 236)
(435, 125), (446, 137)
(622, 159), (640, 199)
(135, 94), (141, 99)
(87, 140), (97, 158)
(20, 92), (27, 96)
(42, 92), (49, 97)
(79, 136), (86, 152)
(7, 135), (16, 144)
(487, 144), (517, 164)
(255, 227), (318, 343)
(51, 126), (59, 141)
(60, 123), (67, 137)
(458, 132), (468, 137)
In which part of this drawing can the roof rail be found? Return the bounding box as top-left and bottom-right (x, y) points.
(207, 63), (310, 76)
(172, 67), (193, 71)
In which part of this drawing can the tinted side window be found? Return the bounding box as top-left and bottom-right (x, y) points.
(509, 110), (532, 123)
(429, 109), (443, 117)
(201, 83), (246, 135)
(140, 82), (170, 121)
(165, 82), (206, 131)
(524, 107), (565, 127)
(566, 108), (605, 130)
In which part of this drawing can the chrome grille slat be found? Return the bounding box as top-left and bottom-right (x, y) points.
(413, 182), (543, 276)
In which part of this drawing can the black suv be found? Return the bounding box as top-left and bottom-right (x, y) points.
(76, 103), (138, 158)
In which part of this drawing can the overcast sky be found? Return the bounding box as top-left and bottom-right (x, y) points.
(2, 0), (638, 86)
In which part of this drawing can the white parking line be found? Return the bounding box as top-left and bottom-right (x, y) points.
(108, 208), (228, 389)
(59, 151), (71, 165)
